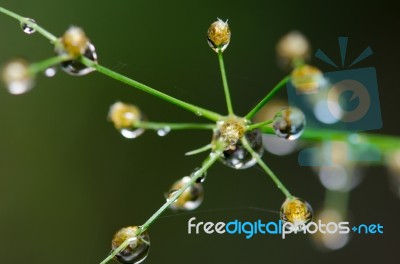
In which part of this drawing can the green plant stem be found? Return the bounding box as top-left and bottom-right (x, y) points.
(245, 75), (290, 120)
(0, 7), (223, 122)
(247, 119), (273, 131)
(185, 144), (212, 156)
(99, 150), (222, 264)
(136, 121), (215, 131)
(80, 57), (223, 122)
(261, 126), (400, 152)
(218, 49), (234, 115)
(0, 6), (58, 43)
(241, 137), (293, 198)
(28, 55), (70, 75)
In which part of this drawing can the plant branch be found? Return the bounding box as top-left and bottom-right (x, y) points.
(245, 75), (290, 120)
(185, 144), (212, 156)
(247, 119), (273, 131)
(99, 149), (222, 264)
(28, 55), (71, 75)
(218, 49), (234, 115)
(261, 126), (400, 152)
(135, 121), (215, 131)
(0, 6), (58, 43)
(80, 57), (223, 122)
(241, 137), (293, 198)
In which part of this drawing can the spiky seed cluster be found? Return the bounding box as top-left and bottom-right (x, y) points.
(215, 118), (246, 150)
(108, 102), (142, 130)
(280, 197), (313, 227)
(60, 26), (89, 58)
(207, 19), (231, 52)
(291, 64), (323, 93)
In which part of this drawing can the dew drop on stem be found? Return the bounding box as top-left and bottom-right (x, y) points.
(165, 176), (204, 210)
(157, 126), (171, 137)
(273, 107), (305, 140)
(59, 43), (98, 76)
(191, 167), (207, 183)
(111, 226), (150, 264)
(20, 18), (36, 34)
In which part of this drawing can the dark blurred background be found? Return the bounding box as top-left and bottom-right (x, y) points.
(0, 0), (398, 263)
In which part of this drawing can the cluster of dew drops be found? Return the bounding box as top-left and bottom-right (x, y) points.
(0, 17), (352, 263)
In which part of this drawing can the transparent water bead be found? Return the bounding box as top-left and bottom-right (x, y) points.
(207, 18), (231, 52)
(60, 43), (98, 76)
(157, 126), (170, 137)
(191, 167), (207, 183)
(108, 102), (145, 139)
(280, 197), (313, 230)
(111, 226), (150, 264)
(44, 67), (57, 77)
(166, 176), (204, 210)
(273, 107), (305, 140)
(219, 129), (264, 169)
(1, 59), (34, 95)
(20, 18), (36, 34)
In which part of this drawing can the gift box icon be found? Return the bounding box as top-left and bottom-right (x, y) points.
(286, 37), (383, 166)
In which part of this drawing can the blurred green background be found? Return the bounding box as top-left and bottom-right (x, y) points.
(0, 0), (398, 263)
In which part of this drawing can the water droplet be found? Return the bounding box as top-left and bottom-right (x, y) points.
(59, 42), (97, 76)
(195, 111), (203, 117)
(1, 59), (34, 95)
(207, 18), (231, 52)
(112, 226), (150, 264)
(280, 197), (313, 230)
(218, 129), (264, 169)
(44, 67), (57, 77)
(273, 107), (305, 140)
(157, 126), (171, 137)
(166, 176), (204, 210)
(20, 18), (36, 34)
(108, 102), (146, 139)
(190, 167), (207, 183)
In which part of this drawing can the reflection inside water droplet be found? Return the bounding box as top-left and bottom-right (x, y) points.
(59, 43), (97, 76)
(20, 18), (36, 34)
(157, 127), (171, 137)
(166, 176), (204, 210)
(191, 167), (207, 183)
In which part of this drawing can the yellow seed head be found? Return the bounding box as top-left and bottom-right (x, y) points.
(207, 19), (231, 52)
(61, 26), (89, 58)
(1, 59), (34, 94)
(281, 197), (313, 226)
(291, 64), (323, 93)
(214, 118), (246, 150)
(276, 31), (310, 63)
(108, 102), (142, 130)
